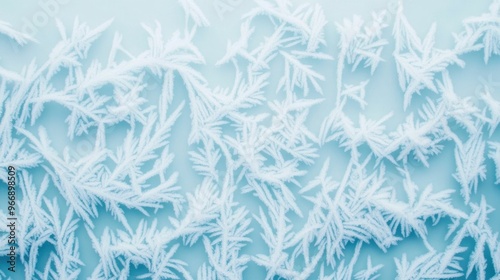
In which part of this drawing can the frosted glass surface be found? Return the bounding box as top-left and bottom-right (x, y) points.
(0, 0), (499, 279)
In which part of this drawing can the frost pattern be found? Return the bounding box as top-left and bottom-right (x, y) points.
(1, 0), (500, 279)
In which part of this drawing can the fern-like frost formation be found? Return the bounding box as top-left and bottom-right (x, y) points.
(1, 0), (500, 279)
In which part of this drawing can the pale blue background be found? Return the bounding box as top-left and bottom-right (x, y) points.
(1, 0), (499, 279)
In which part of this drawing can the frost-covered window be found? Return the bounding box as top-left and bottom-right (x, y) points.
(0, 0), (499, 279)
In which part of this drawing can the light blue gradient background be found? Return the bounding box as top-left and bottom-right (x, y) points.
(1, 0), (499, 279)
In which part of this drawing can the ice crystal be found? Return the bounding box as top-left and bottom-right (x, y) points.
(1, 0), (499, 279)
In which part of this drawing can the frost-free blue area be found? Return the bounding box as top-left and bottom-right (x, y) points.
(1, 0), (500, 279)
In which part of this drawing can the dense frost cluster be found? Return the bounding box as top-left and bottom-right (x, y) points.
(1, 0), (500, 279)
